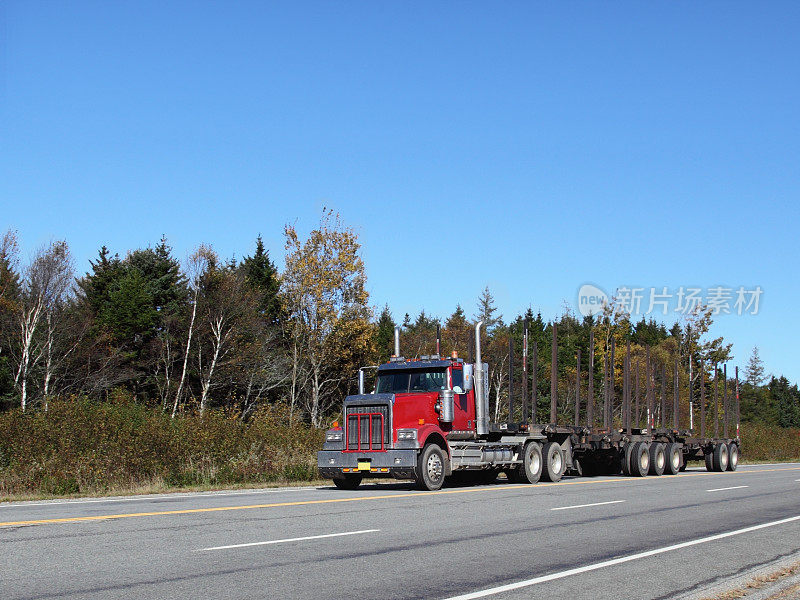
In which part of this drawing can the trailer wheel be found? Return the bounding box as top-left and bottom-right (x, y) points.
(712, 443), (729, 472)
(727, 443), (739, 471)
(332, 474), (362, 490)
(520, 442), (543, 484)
(621, 444), (633, 476)
(664, 443), (681, 475)
(649, 443), (666, 476)
(541, 442), (564, 482)
(630, 442), (650, 477)
(415, 444), (446, 491)
(705, 451), (714, 472)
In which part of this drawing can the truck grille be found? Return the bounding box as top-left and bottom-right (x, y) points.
(345, 404), (390, 451)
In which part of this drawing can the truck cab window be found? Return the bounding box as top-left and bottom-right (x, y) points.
(375, 372), (409, 394)
(410, 369), (446, 392)
(376, 368), (447, 394)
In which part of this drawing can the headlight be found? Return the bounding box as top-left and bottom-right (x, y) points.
(397, 429), (417, 440)
(326, 431), (343, 442)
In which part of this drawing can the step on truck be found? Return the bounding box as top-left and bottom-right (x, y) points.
(318, 321), (741, 491)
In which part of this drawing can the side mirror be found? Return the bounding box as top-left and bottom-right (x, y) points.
(453, 386), (464, 395)
(462, 364), (474, 392)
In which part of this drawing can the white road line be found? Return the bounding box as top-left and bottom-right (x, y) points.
(443, 515), (800, 600)
(0, 487), (317, 508)
(197, 529), (380, 552)
(551, 500), (625, 511)
(707, 485), (749, 493)
(738, 463), (800, 468)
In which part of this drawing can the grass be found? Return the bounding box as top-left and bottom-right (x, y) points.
(700, 560), (800, 600)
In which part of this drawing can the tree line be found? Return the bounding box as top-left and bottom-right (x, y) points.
(1, 213), (798, 429)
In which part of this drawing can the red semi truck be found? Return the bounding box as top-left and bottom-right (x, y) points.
(318, 322), (740, 491)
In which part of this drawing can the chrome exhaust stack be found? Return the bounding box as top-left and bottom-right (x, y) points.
(474, 320), (489, 436)
(394, 326), (401, 357)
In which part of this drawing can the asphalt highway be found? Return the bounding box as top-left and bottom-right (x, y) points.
(2, 463), (799, 600)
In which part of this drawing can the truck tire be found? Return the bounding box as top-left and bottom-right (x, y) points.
(621, 444), (634, 476)
(332, 474), (362, 490)
(727, 443), (739, 471)
(649, 443), (666, 476)
(664, 443), (681, 475)
(630, 442), (650, 477)
(520, 442), (543, 484)
(415, 444), (447, 491)
(541, 442), (564, 482)
(712, 443), (729, 472)
(705, 451), (714, 472)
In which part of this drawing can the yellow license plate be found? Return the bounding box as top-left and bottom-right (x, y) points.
(357, 461), (371, 471)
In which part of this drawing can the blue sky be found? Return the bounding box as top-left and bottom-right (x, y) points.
(2, 2), (799, 381)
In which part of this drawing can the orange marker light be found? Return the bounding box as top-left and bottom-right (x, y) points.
(418, 418), (425, 425)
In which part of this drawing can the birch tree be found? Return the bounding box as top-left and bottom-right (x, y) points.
(172, 247), (208, 417)
(13, 240), (73, 411)
(281, 210), (372, 427)
(194, 251), (256, 415)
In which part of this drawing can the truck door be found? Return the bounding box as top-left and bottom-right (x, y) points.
(450, 366), (474, 431)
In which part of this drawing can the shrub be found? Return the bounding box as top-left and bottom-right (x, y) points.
(739, 422), (800, 462)
(0, 397), (323, 498)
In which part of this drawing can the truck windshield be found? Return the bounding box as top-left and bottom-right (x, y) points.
(375, 368), (447, 394)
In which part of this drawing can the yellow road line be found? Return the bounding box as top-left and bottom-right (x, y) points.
(2, 466), (798, 528)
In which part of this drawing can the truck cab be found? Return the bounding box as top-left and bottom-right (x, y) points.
(317, 356), (480, 490)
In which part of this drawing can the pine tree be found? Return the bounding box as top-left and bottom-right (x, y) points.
(241, 235), (281, 326)
(444, 304), (470, 358)
(129, 236), (187, 315)
(770, 376), (799, 428)
(476, 286), (502, 333)
(446, 304), (468, 329)
(745, 346), (766, 386)
(375, 305), (395, 362)
(78, 246), (124, 318)
(0, 231), (21, 401)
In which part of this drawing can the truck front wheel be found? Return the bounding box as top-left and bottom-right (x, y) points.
(415, 444), (446, 491)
